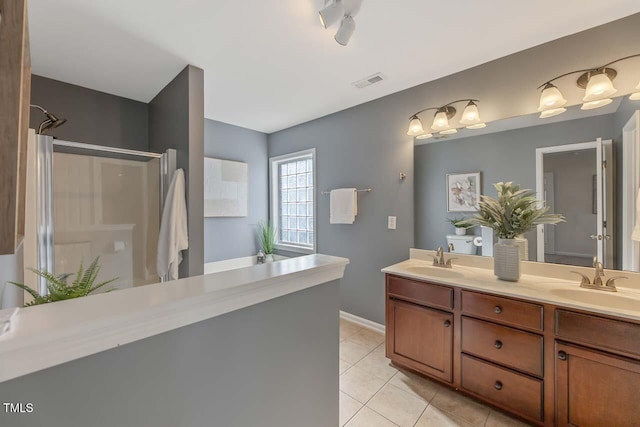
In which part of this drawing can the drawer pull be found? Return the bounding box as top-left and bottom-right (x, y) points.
(494, 381), (503, 391)
(494, 340), (503, 350)
(558, 351), (567, 361)
(444, 320), (451, 327)
(494, 306), (502, 314)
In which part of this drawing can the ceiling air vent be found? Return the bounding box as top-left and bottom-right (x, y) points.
(352, 73), (386, 89)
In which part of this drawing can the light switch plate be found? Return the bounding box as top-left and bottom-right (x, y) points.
(388, 216), (397, 230)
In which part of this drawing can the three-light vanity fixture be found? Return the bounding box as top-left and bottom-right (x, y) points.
(319, 0), (363, 46)
(406, 99), (486, 140)
(537, 54), (640, 118)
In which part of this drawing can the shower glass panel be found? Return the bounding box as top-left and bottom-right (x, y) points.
(51, 148), (161, 290)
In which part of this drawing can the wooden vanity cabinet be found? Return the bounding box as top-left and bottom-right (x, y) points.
(386, 277), (454, 382)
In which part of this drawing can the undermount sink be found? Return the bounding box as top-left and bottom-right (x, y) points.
(405, 266), (465, 279)
(550, 288), (640, 311)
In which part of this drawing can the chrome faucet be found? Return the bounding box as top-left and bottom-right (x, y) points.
(432, 246), (456, 268)
(571, 258), (626, 292)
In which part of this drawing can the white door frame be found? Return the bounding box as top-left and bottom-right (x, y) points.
(622, 111), (640, 271)
(536, 140), (611, 265)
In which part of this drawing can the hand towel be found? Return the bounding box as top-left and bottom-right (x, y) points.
(330, 188), (357, 224)
(157, 169), (189, 280)
(632, 188), (640, 241)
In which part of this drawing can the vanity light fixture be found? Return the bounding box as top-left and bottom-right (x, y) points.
(406, 99), (486, 138)
(630, 81), (640, 101)
(319, 0), (363, 46)
(537, 54), (640, 118)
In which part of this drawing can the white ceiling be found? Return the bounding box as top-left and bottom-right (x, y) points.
(28, 0), (640, 134)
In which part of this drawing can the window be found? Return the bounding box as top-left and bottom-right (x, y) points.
(270, 149), (316, 253)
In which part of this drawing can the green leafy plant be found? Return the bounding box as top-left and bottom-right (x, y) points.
(447, 217), (474, 229)
(468, 181), (565, 239)
(8, 257), (118, 307)
(257, 221), (277, 255)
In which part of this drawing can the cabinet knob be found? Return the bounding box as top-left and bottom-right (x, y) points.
(444, 320), (451, 327)
(494, 340), (503, 350)
(494, 381), (503, 391)
(494, 306), (502, 314)
(558, 351), (567, 361)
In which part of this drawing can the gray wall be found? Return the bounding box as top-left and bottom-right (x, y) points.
(30, 75), (149, 150)
(204, 119), (268, 262)
(415, 114), (615, 258)
(0, 245), (23, 309)
(149, 66), (205, 278)
(267, 14), (640, 324)
(0, 280), (339, 427)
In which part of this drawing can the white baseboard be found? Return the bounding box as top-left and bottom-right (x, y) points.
(340, 311), (385, 334)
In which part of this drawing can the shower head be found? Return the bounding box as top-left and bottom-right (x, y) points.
(30, 104), (67, 135)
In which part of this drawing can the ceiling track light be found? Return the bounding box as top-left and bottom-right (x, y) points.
(318, 0), (363, 46)
(537, 53), (640, 118)
(406, 99), (486, 137)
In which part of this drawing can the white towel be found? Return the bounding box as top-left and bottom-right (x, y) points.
(157, 169), (189, 280)
(632, 188), (640, 241)
(330, 188), (357, 224)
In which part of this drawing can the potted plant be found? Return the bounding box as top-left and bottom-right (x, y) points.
(468, 182), (564, 281)
(8, 257), (118, 306)
(256, 221), (277, 262)
(447, 217), (474, 236)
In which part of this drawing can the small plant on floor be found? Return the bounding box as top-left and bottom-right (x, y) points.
(8, 257), (118, 307)
(256, 221), (277, 255)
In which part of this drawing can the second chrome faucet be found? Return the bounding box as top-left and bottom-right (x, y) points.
(571, 258), (626, 292)
(432, 246), (456, 268)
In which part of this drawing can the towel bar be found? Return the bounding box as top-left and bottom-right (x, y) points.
(321, 188), (372, 195)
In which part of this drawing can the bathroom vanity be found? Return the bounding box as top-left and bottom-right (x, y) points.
(383, 250), (640, 427)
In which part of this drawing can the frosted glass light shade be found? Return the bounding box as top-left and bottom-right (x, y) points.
(460, 102), (482, 126)
(631, 81), (640, 101)
(539, 107), (567, 118)
(319, 1), (344, 28)
(440, 128), (458, 135)
(583, 72), (617, 102)
(416, 133), (433, 140)
(431, 111), (450, 131)
(538, 84), (567, 111)
(466, 123), (487, 129)
(407, 116), (424, 136)
(581, 99), (613, 110)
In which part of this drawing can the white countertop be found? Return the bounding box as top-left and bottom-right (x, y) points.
(0, 254), (349, 383)
(383, 251), (640, 322)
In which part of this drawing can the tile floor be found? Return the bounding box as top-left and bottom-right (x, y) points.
(339, 319), (533, 427)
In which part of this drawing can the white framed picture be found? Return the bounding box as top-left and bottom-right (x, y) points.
(446, 172), (481, 212)
(204, 157), (248, 217)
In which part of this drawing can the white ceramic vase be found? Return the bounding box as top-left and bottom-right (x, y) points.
(265, 253), (274, 263)
(494, 238), (521, 281)
(455, 227), (467, 236)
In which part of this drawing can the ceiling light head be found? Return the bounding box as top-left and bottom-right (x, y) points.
(407, 115), (425, 136)
(319, 0), (345, 29)
(582, 70), (617, 102)
(539, 107), (567, 119)
(538, 83), (567, 111)
(335, 15), (356, 46)
(581, 98), (613, 110)
(439, 128), (458, 135)
(415, 133), (433, 140)
(459, 101), (482, 126)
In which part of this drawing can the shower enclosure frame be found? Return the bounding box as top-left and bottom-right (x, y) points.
(34, 135), (176, 295)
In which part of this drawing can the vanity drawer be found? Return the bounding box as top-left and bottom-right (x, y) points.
(556, 310), (640, 357)
(461, 354), (543, 422)
(387, 275), (453, 310)
(461, 317), (543, 377)
(461, 291), (543, 331)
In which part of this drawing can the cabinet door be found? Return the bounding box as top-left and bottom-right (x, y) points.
(387, 299), (453, 382)
(556, 343), (640, 427)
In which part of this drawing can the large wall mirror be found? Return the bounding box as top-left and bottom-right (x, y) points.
(415, 98), (640, 272)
